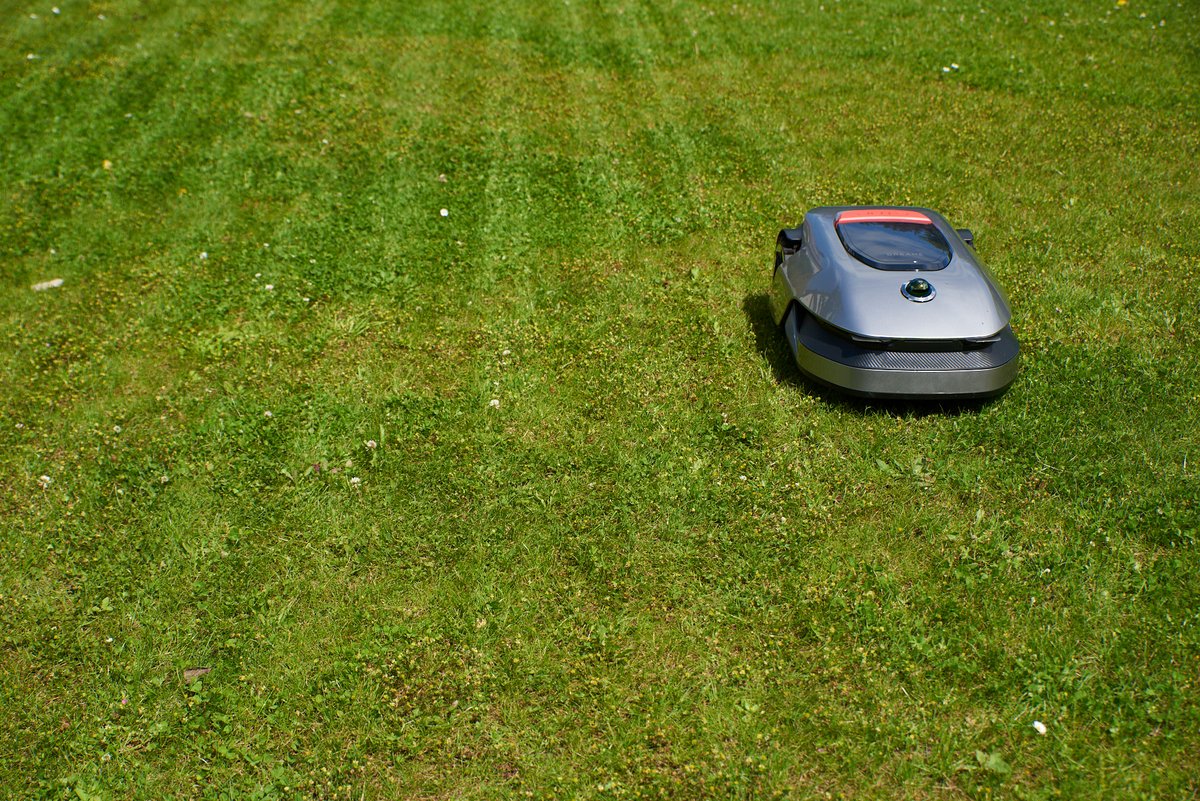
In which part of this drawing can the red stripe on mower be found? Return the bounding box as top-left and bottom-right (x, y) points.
(835, 209), (933, 225)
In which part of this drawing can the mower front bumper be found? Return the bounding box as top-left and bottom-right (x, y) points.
(784, 310), (1019, 400)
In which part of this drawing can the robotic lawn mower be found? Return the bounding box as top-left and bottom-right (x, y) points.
(770, 206), (1019, 400)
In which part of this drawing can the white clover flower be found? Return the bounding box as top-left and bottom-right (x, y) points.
(264, 284), (274, 291)
(199, 251), (208, 260)
(38, 475), (52, 488)
(263, 410), (272, 418)
(488, 399), (500, 408)
(501, 349), (511, 356)
(113, 425), (122, 433)
(365, 440), (377, 449)
(350, 476), (361, 486)
(1033, 720), (1047, 735)
(53, 7), (60, 14)
(440, 208), (449, 217)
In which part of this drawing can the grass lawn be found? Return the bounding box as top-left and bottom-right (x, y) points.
(2, 0), (1198, 798)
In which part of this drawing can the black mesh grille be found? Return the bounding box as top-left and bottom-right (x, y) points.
(843, 348), (1009, 371)
(796, 314), (1019, 372)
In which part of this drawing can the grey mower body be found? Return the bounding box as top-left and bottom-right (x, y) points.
(770, 206), (1018, 399)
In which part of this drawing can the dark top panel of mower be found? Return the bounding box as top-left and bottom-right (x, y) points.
(836, 221), (952, 271)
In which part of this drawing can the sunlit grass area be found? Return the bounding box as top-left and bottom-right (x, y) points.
(2, 0), (1198, 798)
